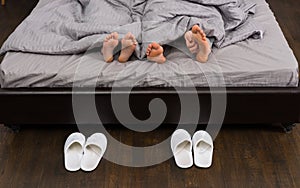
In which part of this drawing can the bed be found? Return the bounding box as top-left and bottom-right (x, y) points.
(0, 0), (299, 133)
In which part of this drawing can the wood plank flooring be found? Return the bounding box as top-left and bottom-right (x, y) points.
(0, 124), (300, 188)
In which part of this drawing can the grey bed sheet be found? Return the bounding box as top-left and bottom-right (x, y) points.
(0, 0), (299, 88)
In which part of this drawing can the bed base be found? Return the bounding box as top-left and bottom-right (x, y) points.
(281, 123), (297, 133)
(4, 124), (21, 133)
(0, 87), (300, 132)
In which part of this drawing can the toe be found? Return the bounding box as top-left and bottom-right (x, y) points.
(187, 41), (196, 48)
(151, 42), (160, 49)
(192, 25), (200, 34)
(129, 32), (134, 38)
(125, 32), (132, 39)
(186, 43), (191, 48)
(199, 29), (206, 37)
(129, 34), (136, 43)
(146, 45), (151, 51)
(190, 45), (198, 53)
(185, 31), (193, 42)
(147, 48), (151, 55)
(200, 32), (206, 38)
(112, 32), (119, 39)
(146, 48), (151, 55)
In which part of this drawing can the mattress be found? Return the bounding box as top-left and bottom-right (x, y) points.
(0, 0), (298, 88)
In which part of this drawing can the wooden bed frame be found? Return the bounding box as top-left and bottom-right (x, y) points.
(0, 86), (299, 132)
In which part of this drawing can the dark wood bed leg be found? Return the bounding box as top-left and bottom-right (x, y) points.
(281, 123), (297, 133)
(4, 124), (21, 133)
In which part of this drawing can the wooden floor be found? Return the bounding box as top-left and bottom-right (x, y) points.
(1, 124), (300, 187)
(0, 0), (300, 187)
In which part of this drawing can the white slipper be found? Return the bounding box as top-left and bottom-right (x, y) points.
(192, 131), (214, 168)
(81, 133), (107, 172)
(171, 129), (193, 168)
(64, 132), (85, 172)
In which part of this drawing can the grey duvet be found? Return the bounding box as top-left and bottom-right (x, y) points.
(0, 0), (299, 88)
(0, 0), (263, 57)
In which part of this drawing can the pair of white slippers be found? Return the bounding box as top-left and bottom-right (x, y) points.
(171, 129), (214, 168)
(64, 132), (107, 172)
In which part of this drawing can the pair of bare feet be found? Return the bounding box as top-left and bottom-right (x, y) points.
(101, 25), (211, 64)
(146, 25), (212, 63)
(101, 32), (137, 63)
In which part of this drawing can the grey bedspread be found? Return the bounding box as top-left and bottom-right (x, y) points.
(0, 0), (146, 55)
(0, 0), (262, 56)
(0, 0), (298, 88)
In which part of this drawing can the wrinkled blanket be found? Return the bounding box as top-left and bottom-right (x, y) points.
(142, 0), (263, 53)
(0, 0), (263, 58)
(0, 0), (146, 56)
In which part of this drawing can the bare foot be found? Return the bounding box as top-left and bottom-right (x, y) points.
(101, 32), (119, 63)
(118, 32), (137, 63)
(146, 42), (166, 64)
(190, 25), (211, 63)
(184, 31), (199, 54)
